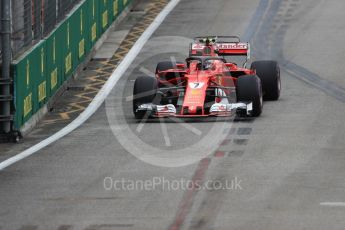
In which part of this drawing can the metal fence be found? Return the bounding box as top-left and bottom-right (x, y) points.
(10, 0), (82, 59)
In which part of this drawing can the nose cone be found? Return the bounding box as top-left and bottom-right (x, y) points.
(182, 75), (208, 116)
(182, 105), (202, 115)
(188, 106), (197, 114)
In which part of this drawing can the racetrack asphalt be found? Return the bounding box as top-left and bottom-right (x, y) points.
(1, 0), (345, 229)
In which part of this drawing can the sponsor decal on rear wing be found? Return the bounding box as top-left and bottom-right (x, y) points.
(191, 43), (206, 50)
(189, 43), (212, 56)
(217, 43), (250, 57)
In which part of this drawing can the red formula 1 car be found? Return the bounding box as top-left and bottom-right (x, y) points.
(132, 36), (281, 119)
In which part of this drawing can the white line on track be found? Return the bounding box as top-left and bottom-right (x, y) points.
(0, 0), (181, 171)
(320, 202), (345, 207)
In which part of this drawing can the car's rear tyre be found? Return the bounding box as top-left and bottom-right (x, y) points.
(133, 76), (158, 119)
(156, 61), (184, 82)
(156, 61), (180, 73)
(236, 75), (263, 117)
(251, 61), (281, 100)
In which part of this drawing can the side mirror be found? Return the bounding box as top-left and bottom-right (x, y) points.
(176, 63), (186, 68)
(225, 63), (237, 70)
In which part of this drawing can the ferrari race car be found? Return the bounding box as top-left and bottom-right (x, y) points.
(132, 36), (281, 119)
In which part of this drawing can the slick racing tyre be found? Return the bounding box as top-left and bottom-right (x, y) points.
(251, 61), (281, 100)
(133, 76), (158, 119)
(155, 61), (183, 73)
(156, 61), (174, 73)
(155, 61), (184, 83)
(237, 75), (263, 117)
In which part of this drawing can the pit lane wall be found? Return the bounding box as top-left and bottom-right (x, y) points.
(11, 0), (132, 130)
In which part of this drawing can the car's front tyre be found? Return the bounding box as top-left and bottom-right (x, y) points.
(236, 75), (263, 117)
(133, 76), (158, 119)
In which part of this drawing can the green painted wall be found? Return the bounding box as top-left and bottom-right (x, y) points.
(12, 0), (132, 129)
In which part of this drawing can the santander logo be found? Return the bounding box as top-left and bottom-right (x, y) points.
(217, 43), (248, 49)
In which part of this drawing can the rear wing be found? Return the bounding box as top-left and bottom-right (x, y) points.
(214, 36), (250, 57)
(190, 36), (251, 67)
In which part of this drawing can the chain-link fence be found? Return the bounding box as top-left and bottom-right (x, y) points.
(10, 0), (81, 59)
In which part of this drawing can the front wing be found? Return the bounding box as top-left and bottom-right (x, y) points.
(135, 102), (253, 118)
